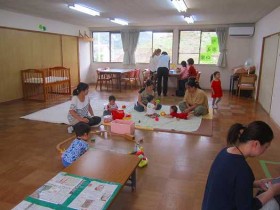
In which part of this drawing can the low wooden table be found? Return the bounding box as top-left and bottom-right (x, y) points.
(63, 149), (140, 189)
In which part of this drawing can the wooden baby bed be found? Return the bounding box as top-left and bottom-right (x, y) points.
(21, 66), (71, 102)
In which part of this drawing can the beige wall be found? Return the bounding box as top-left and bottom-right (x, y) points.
(0, 27), (79, 103)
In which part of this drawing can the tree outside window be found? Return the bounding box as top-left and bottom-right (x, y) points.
(93, 32), (123, 62)
(179, 31), (219, 64)
(135, 31), (173, 63)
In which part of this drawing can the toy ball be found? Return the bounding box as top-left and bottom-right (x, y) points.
(155, 99), (160, 104)
(122, 105), (126, 109)
(155, 117), (159, 121)
(160, 111), (166, 116)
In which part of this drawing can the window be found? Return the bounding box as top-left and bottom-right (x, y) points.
(179, 31), (219, 64)
(93, 32), (123, 62)
(135, 31), (173, 63)
(135, 31), (152, 63)
(110, 33), (123, 62)
(153, 32), (173, 62)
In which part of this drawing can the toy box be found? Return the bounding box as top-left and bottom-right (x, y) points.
(111, 119), (135, 135)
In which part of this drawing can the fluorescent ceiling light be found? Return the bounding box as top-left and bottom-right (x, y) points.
(110, 18), (128, 25)
(184, 15), (194, 24)
(171, 0), (187, 12)
(69, 4), (100, 16)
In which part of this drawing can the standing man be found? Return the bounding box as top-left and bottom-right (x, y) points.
(157, 52), (170, 96)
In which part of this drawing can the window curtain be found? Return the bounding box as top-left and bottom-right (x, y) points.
(216, 27), (228, 68)
(121, 29), (139, 65)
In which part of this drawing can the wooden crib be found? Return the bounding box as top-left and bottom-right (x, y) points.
(21, 66), (71, 102)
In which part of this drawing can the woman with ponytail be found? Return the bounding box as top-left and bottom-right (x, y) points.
(67, 82), (101, 133)
(202, 121), (280, 210)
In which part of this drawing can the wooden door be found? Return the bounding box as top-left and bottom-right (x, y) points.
(258, 34), (279, 113)
(61, 36), (79, 87)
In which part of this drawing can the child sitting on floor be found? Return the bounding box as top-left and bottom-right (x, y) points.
(166, 105), (188, 119)
(145, 95), (160, 118)
(62, 122), (91, 167)
(103, 95), (118, 116)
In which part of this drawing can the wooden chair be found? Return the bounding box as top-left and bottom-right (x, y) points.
(95, 69), (113, 91)
(142, 69), (151, 86)
(237, 74), (257, 97)
(121, 70), (136, 89)
(196, 71), (201, 83)
(134, 69), (142, 87)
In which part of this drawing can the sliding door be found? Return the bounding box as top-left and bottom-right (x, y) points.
(258, 34), (279, 113)
(270, 34), (280, 125)
(61, 36), (79, 87)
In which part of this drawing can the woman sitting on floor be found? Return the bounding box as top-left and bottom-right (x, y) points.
(178, 80), (208, 116)
(67, 82), (101, 133)
(134, 79), (162, 112)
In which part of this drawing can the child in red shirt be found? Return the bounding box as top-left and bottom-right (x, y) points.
(210, 71), (223, 109)
(167, 105), (188, 119)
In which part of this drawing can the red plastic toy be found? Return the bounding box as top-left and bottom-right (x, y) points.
(111, 110), (125, 120)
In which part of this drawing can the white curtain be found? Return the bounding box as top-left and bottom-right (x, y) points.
(216, 27), (228, 68)
(121, 29), (139, 65)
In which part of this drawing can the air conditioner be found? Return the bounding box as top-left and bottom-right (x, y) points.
(229, 26), (255, 37)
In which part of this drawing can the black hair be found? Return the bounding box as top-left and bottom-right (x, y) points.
(187, 58), (194, 65)
(73, 82), (89, 96)
(139, 79), (153, 93)
(210, 71), (220, 82)
(109, 95), (116, 101)
(170, 105), (178, 113)
(227, 121), (274, 146)
(73, 122), (91, 137)
(145, 79), (153, 87)
(162, 51), (168, 55)
(181, 61), (187, 67)
(146, 95), (154, 103)
(186, 79), (197, 88)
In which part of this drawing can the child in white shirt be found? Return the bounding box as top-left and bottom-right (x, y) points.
(103, 95), (118, 116)
(146, 95), (159, 118)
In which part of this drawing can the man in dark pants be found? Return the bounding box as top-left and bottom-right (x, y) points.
(157, 52), (170, 96)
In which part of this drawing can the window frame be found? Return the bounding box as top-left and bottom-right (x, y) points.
(178, 29), (218, 65)
(135, 30), (174, 64)
(92, 31), (122, 63)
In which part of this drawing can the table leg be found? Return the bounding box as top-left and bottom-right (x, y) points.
(229, 75), (233, 94)
(125, 170), (136, 191)
(130, 170), (136, 191)
(118, 74), (122, 92)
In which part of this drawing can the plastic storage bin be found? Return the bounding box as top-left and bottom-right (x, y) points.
(111, 120), (135, 135)
(111, 110), (125, 120)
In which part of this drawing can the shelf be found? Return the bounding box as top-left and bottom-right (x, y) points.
(78, 30), (94, 42)
(78, 37), (94, 42)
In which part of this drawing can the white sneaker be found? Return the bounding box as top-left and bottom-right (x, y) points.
(213, 104), (218, 109)
(67, 126), (74, 134)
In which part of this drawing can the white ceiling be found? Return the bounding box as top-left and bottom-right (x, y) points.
(0, 0), (279, 28)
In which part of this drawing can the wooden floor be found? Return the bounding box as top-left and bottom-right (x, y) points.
(1, 87), (280, 210)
